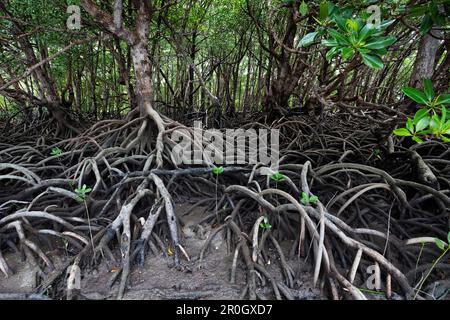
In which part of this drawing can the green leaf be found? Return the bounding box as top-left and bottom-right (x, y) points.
(300, 1), (308, 16)
(300, 194), (309, 206)
(359, 24), (375, 42)
(429, 1), (439, 23)
(412, 136), (424, 144)
(436, 94), (450, 106)
(328, 29), (350, 46)
(370, 48), (388, 56)
(322, 39), (338, 47)
(212, 166), (224, 175)
(406, 118), (414, 132)
(409, 5), (428, 17)
(414, 109), (430, 124)
(423, 79), (435, 101)
(319, 1), (329, 20)
(378, 20), (395, 30)
(393, 128), (412, 137)
(430, 115), (441, 132)
(364, 36), (396, 50)
(419, 15), (433, 35)
(416, 117), (431, 132)
(271, 172), (285, 182)
(341, 47), (354, 61)
(435, 238), (446, 251)
(402, 87), (428, 104)
(325, 47), (338, 61)
(309, 195), (319, 204)
(51, 147), (62, 156)
(360, 53), (384, 70)
(334, 16), (347, 32)
(299, 32), (318, 47)
(346, 19), (358, 32)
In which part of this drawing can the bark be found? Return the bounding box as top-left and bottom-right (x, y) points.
(409, 31), (443, 89)
(0, 2), (78, 135)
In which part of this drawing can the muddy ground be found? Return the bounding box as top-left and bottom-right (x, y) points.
(0, 201), (322, 300)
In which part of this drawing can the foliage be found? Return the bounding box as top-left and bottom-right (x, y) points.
(259, 215), (272, 230)
(394, 80), (450, 143)
(212, 166), (225, 175)
(270, 172), (285, 183)
(322, 15), (396, 69)
(405, 0), (450, 35)
(51, 147), (63, 156)
(75, 184), (92, 202)
(300, 192), (318, 206)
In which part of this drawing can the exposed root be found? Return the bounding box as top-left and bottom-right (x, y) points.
(0, 113), (448, 300)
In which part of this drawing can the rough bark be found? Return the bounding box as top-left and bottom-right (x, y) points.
(409, 31), (443, 89)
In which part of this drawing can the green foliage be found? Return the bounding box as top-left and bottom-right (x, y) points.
(435, 238), (447, 251)
(75, 184), (92, 202)
(212, 166), (225, 175)
(299, 1), (308, 16)
(259, 215), (272, 230)
(51, 147), (63, 156)
(322, 16), (396, 69)
(373, 148), (382, 160)
(406, 0), (450, 35)
(394, 80), (450, 143)
(300, 192), (318, 206)
(270, 172), (285, 183)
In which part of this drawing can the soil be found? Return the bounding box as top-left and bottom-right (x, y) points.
(0, 202), (322, 300)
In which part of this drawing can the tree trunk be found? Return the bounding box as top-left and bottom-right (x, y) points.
(409, 32), (442, 89)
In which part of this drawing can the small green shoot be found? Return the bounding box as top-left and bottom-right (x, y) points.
(75, 184), (92, 202)
(51, 147), (63, 156)
(373, 148), (382, 160)
(212, 166), (224, 175)
(260, 216), (272, 230)
(270, 172), (285, 183)
(301, 192), (319, 206)
(414, 230), (450, 300)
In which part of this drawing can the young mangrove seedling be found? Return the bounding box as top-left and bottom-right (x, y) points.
(75, 184), (95, 250)
(270, 172), (285, 183)
(51, 147), (63, 156)
(301, 192), (319, 206)
(212, 166), (224, 221)
(75, 184), (92, 203)
(414, 230), (450, 300)
(260, 215), (272, 231)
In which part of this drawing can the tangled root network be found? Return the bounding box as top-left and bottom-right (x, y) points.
(0, 112), (449, 300)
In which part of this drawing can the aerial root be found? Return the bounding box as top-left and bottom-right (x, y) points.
(0, 115), (449, 300)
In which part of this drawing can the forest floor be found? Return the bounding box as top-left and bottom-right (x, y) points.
(0, 113), (449, 300)
(0, 201), (321, 300)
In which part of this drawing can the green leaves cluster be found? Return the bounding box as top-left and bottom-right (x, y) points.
(394, 80), (450, 143)
(259, 215), (272, 230)
(300, 192), (318, 206)
(435, 230), (450, 251)
(50, 147), (63, 156)
(297, 2), (396, 69)
(322, 17), (396, 69)
(299, 1), (335, 47)
(212, 166), (225, 175)
(407, 0), (449, 35)
(270, 172), (285, 183)
(75, 184), (92, 202)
